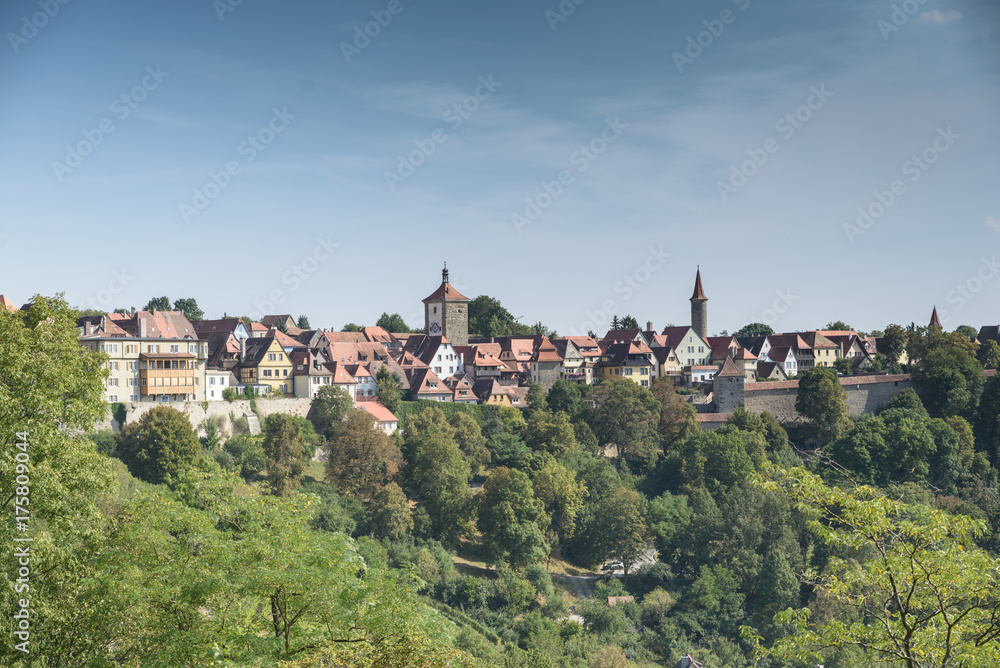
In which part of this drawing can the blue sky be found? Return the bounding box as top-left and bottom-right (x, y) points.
(1, 0), (998, 336)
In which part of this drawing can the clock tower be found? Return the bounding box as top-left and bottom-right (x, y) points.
(423, 262), (470, 346)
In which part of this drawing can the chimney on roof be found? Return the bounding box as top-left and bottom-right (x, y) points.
(646, 321), (653, 332)
(131, 306), (136, 316)
(240, 335), (246, 363)
(139, 315), (147, 338)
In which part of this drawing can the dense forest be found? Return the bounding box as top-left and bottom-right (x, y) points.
(3, 297), (1000, 666)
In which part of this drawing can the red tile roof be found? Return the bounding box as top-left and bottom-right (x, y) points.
(1, 294), (18, 312)
(422, 282), (470, 303)
(357, 402), (398, 424)
(716, 357), (743, 378)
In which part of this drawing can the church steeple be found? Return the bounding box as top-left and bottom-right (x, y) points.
(442, 261), (449, 284)
(929, 306), (942, 329)
(690, 267), (708, 339)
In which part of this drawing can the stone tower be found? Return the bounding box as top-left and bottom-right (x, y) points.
(423, 262), (470, 346)
(713, 356), (745, 413)
(690, 267), (708, 339)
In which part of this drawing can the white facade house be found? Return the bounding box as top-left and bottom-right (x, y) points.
(206, 369), (232, 400)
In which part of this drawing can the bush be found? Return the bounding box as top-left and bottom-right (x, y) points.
(90, 429), (117, 456)
(222, 387), (237, 402)
(223, 434), (266, 480)
(492, 566), (536, 614)
(523, 563), (554, 600)
(541, 592), (569, 620)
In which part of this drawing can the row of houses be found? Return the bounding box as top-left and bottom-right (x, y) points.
(0, 270), (961, 419)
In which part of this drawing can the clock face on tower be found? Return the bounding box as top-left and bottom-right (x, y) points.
(429, 322), (441, 334)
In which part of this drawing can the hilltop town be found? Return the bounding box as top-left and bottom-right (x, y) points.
(1, 264), (980, 430)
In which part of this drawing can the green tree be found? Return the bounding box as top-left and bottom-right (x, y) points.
(748, 464), (1000, 668)
(795, 366), (852, 446)
(547, 380), (587, 419)
(733, 322), (774, 338)
(342, 322), (362, 332)
(956, 324), (979, 340)
(0, 295), (120, 665)
(610, 315), (621, 330)
(450, 411), (491, 475)
(367, 481), (413, 540)
(586, 378), (660, 470)
(262, 413), (306, 496)
(833, 356), (853, 375)
(143, 295), (170, 311)
(978, 339), (1000, 370)
(376, 312), (412, 333)
(524, 382), (548, 415)
(531, 458), (586, 552)
(404, 408), (473, 547)
(374, 364), (403, 413)
(825, 320), (852, 331)
(592, 487), (649, 579)
(118, 406), (201, 483)
(880, 323), (908, 364)
(224, 434), (266, 480)
(296, 314), (311, 329)
(915, 343), (983, 418)
(477, 467), (549, 568)
(468, 295), (517, 337)
(650, 377), (698, 452)
(172, 297), (204, 321)
(307, 384), (354, 438)
(620, 315), (639, 330)
(326, 409), (403, 502)
(524, 410), (578, 457)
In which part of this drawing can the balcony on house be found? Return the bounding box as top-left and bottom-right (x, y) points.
(139, 353), (197, 396)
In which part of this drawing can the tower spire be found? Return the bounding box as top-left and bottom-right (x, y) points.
(442, 261), (449, 284)
(690, 267), (708, 339)
(929, 306), (942, 329)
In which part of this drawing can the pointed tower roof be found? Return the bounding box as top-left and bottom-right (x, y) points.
(929, 306), (942, 329)
(691, 267), (707, 301)
(423, 262), (470, 303)
(717, 356), (744, 378)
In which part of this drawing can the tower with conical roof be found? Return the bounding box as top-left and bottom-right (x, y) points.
(929, 306), (943, 329)
(423, 262), (470, 346)
(690, 267), (708, 339)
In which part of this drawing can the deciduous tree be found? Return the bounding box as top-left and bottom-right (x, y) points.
(748, 464), (1000, 668)
(326, 409), (403, 502)
(795, 366), (852, 446)
(142, 295), (170, 311)
(477, 467), (549, 568)
(262, 413), (306, 496)
(307, 385), (353, 439)
(172, 297), (204, 321)
(118, 406), (201, 484)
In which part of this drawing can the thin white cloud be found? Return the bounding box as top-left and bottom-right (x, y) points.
(918, 9), (963, 25)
